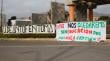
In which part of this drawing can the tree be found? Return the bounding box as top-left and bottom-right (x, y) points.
(98, 16), (110, 20)
(10, 16), (17, 20)
(7, 16), (17, 26)
(98, 16), (110, 25)
(7, 19), (11, 26)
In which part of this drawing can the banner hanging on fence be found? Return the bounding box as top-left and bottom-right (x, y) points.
(56, 21), (106, 42)
(3, 24), (55, 34)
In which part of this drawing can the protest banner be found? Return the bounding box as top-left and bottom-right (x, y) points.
(56, 21), (106, 42)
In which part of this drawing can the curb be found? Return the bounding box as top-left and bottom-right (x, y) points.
(0, 38), (110, 43)
(0, 38), (57, 42)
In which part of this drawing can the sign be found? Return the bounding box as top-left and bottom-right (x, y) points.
(3, 24), (55, 34)
(56, 21), (106, 42)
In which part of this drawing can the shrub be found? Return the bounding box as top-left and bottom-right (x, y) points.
(0, 33), (56, 38)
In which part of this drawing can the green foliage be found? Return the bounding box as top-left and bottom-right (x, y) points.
(107, 21), (110, 25)
(0, 33), (56, 38)
(99, 16), (110, 25)
(98, 16), (110, 20)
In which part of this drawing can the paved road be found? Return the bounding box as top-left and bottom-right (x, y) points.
(0, 41), (110, 61)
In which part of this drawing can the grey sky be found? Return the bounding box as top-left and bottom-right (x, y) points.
(0, 0), (110, 19)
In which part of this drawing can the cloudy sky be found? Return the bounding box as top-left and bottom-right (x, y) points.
(1, 0), (110, 19)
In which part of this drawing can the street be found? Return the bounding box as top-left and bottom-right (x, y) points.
(0, 0), (110, 61)
(0, 40), (110, 61)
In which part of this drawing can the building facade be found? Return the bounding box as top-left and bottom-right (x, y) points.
(51, 2), (65, 24)
(32, 2), (65, 24)
(32, 13), (47, 25)
(16, 19), (32, 26)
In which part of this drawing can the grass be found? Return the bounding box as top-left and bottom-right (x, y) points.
(0, 33), (56, 38)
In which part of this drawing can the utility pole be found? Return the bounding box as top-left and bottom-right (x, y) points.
(0, 0), (3, 32)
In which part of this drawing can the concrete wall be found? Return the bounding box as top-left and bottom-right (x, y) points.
(51, 2), (65, 24)
(32, 2), (65, 24)
(32, 13), (47, 25)
(16, 21), (32, 26)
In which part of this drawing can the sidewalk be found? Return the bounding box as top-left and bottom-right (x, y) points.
(0, 38), (57, 42)
(106, 39), (110, 43)
(0, 38), (110, 42)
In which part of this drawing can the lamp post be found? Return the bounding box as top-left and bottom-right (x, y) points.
(0, 0), (3, 32)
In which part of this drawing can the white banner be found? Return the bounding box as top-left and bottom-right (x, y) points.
(56, 21), (106, 42)
(3, 24), (55, 34)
